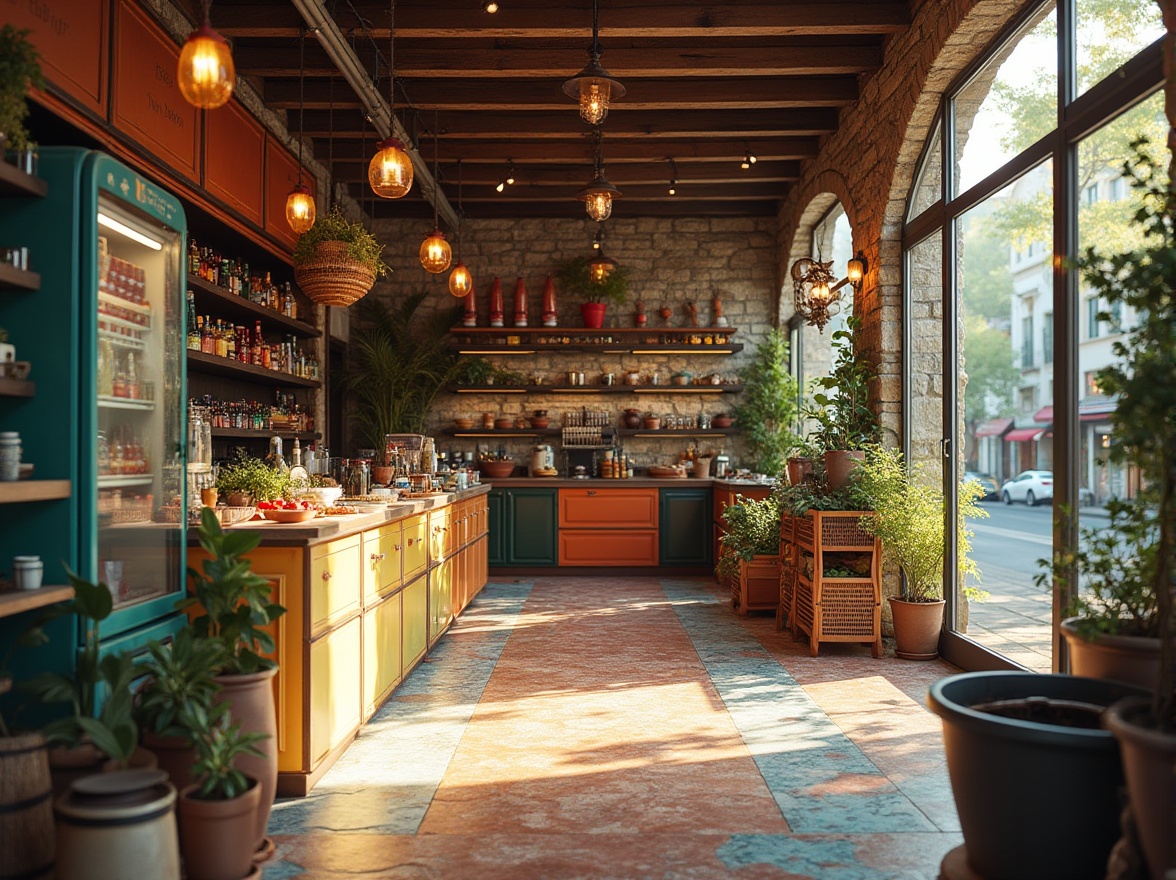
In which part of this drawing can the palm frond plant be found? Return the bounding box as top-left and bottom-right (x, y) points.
(339, 293), (464, 452)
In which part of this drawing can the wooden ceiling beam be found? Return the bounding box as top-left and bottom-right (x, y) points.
(263, 76), (859, 111)
(330, 160), (801, 186)
(320, 137), (820, 162)
(358, 198), (781, 219)
(217, 2), (908, 38)
(235, 44), (883, 78)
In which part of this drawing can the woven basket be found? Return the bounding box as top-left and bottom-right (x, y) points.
(294, 240), (377, 308)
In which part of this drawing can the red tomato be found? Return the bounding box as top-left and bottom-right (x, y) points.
(258, 501), (274, 510)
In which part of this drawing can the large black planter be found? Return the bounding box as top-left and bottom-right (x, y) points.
(928, 671), (1146, 880)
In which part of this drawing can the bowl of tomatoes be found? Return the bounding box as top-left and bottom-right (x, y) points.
(257, 500), (318, 523)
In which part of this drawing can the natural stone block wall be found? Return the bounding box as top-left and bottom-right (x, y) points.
(362, 215), (779, 472)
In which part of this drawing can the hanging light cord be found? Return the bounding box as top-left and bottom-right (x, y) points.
(200, 0), (212, 26)
(456, 158), (463, 260)
(432, 109), (441, 230)
(591, 0), (600, 56)
(296, 24), (305, 185)
(326, 70), (335, 208)
(388, 0), (396, 111)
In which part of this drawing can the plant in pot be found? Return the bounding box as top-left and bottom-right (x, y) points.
(175, 702), (267, 880)
(292, 206), (388, 308)
(1071, 141), (1176, 880)
(134, 630), (227, 792)
(716, 492), (781, 615)
(180, 507), (286, 861)
(855, 445), (987, 660)
(555, 256), (629, 329)
(0, 25), (44, 156)
(214, 455), (288, 508)
(339, 293), (464, 456)
(807, 315), (881, 490)
(731, 328), (801, 478)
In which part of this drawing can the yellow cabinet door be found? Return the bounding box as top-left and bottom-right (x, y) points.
(361, 522), (403, 606)
(310, 534), (362, 638)
(429, 507), (451, 563)
(309, 616), (362, 766)
(401, 574), (428, 673)
(429, 558), (454, 644)
(362, 592), (402, 719)
(402, 514), (428, 582)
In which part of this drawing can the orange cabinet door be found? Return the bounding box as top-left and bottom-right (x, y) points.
(559, 529), (658, 566)
(558, 488), (659, 529)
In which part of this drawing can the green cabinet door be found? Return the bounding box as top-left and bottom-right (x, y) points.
(660, 488), (713, 566)
(507, 488), (558, 565)
(487, 488), (506, 566)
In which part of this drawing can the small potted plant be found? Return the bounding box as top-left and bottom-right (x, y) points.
(642, 412), (661, 430)
(716, 493), (780, 615)
(214, 455), (288, 507)
(293, 206), (389, 308)
(555, 256), (629, 329)
(175, 702), (267, 880)
(0, 25), (44, 158)
(732, 328), (801, 477)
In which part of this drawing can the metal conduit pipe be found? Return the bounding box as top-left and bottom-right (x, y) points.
(289, 0), (459, 229)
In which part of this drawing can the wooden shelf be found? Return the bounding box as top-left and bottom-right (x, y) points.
(450, 325), (740, 355)
(187, 274), (320, 338)
(0, 378), (34, 398)
(211, 427), (321, 441)
(452, 326), (737, 337)
(0, 162), (48, 198)
(453, 342), (742, 355)
(0, 263), (40, 291)
(447, 384), (742, 395)
(444, 427), (738, 439)
(186, 350), (320, 388)
(0, 480), (71, 503)
(0, 585), (73, 620)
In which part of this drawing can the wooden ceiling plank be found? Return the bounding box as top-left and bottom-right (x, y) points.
(320, 137), (820, 162)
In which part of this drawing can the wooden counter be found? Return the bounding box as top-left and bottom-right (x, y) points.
(187, 485), (491, 796)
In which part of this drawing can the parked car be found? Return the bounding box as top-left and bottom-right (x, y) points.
(1000, 470), (1054, 506)
(963, 471), (999, 501)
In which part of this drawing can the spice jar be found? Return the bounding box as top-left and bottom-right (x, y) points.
(482, 412), (495, 429)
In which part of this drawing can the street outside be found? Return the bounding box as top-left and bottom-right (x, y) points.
(961, 500), (1109, 673)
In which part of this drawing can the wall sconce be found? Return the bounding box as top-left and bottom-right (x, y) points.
(790, 251), (867, 332)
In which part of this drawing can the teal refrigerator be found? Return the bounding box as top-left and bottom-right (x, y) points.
(0, 148), (189, 682)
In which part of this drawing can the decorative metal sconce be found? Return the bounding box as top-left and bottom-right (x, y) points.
(790, 251), (867, 332)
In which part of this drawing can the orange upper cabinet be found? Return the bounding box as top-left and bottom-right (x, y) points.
(111, 0), (200, 183)
(6, 0), (110, 120)
(558, 488), (659, 529)
(204, 100), (265, 227)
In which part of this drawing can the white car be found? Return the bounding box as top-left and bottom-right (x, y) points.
(1000, 470), (1054, 507)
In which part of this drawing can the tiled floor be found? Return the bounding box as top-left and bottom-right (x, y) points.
(267, 577), (964, 879)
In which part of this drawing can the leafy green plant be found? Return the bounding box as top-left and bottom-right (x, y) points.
(339, 293), (464, 446)
(214, 455), (289, 502)
(135, 629), (226, 740)
(454, 356), (495, 386)
(716, 493), (781, 584)
(179, 703), (266, 801)
(732, 328), (801, 475)
(555, 257), (629, 305)
(180, 508), (286, 675)
(491, 366), (528, 386)
(293, 206), (389, 277)
(807, 315), (881, 451)
(774, 473), (871, 518)
(0, 26), (44, 153)
(1075, 140), (1176, 729)
(22, 571), (138, 764)
(855, 446), (987, 602)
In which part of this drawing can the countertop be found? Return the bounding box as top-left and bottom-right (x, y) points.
(483, 477), (776, 489)
(187, 484), (491, 546)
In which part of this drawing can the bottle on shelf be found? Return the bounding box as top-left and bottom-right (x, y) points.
(265, 435), (289, 473)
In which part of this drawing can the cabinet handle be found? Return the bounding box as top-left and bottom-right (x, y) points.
(321, 571), (332, 581)
(407, 538), (414, 546)
(394, 544), (401, 551)
(587, 490), (596, 496)
(370, 552), (386, 562)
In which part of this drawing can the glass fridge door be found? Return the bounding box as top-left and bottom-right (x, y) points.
(94, 191), (185, 616)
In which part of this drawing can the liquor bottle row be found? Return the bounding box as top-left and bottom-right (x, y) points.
(188, 238), (301, 320)
(187, 300), (321, 380)
(97, 338), (154, 400)
(97, 426), (152, 476)
(190, 391), (315, 434)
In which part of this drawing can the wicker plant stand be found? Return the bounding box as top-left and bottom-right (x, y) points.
(782, 510), (882, 657)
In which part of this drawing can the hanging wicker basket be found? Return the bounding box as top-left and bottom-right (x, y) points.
(294, 240), (377, 308)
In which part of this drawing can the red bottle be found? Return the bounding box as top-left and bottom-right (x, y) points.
(542, 276), (557, 327)
(463, 274), (478, 327)
(488, 277), (504, 327)
(513, 277), (528, 327)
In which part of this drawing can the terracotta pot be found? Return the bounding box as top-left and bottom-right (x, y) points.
(1105, 696), (1176, 880)
(888, 597), (945, 660)
(928, 672), (1144, 880)
(531, 418), (550, 429)
(142, 732), (197, 793)
(0, 733), (55, 880)
(371, 466), (394, 487)
(47, 741), (106, 798)
(824, 450), (865, 491)
(580, 302), (607, 329)
(786, 457), (813, 486)
(178, 780), (262, 880)
(1060, 617), (1162, 689)
(642, 418), (660, 430)
(214, 669), (277, 855)
(711, 415), (733, 429)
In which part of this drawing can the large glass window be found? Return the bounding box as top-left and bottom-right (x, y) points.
(903, 0), (1162, 672)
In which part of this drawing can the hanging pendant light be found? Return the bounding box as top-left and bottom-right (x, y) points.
(420, 116), (451, 274)
(285, 26), (316, 234)
(449, 159), (473, 297)
(370, 0), (414, 199)
(588, 226), (618, 281)
(178, 0), (235, 110)
(562, 0), (625, 125)
(577, 127), (621, 222)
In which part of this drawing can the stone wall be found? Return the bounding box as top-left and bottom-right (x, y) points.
(360, 215), (780, 472)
